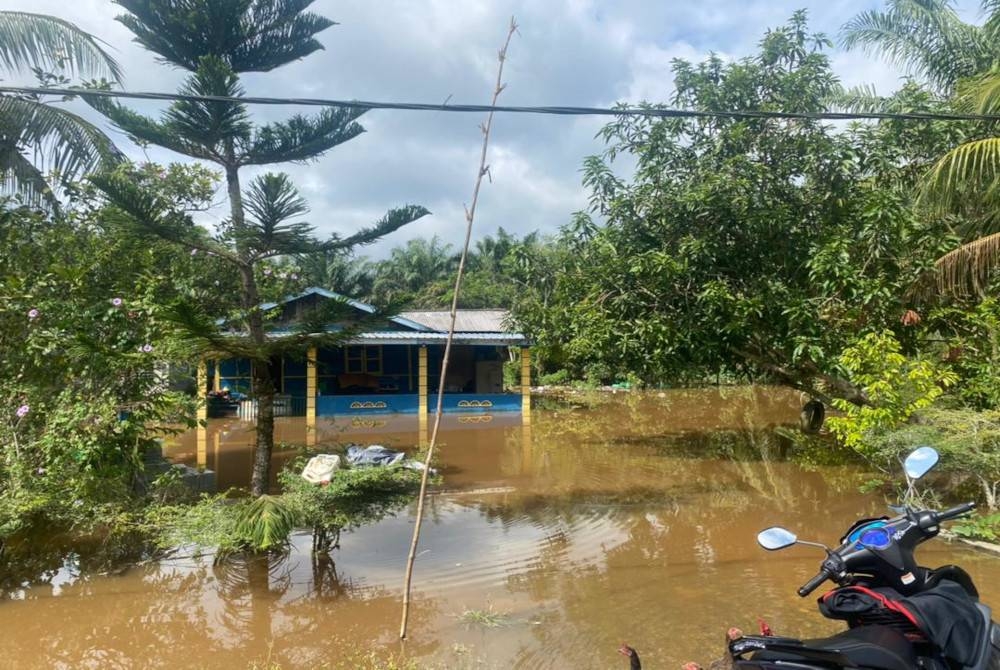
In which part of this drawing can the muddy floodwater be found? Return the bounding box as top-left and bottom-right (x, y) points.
(3, 387), (1000, 669)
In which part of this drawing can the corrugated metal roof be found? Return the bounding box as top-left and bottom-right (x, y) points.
(261, 329), (528, 346)
(354, 331), (527, 346)
(228, 291), (526, 343)
(399, 309), (511, 332)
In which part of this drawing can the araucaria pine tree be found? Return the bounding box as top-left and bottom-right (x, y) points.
(88, 0), (428, 496)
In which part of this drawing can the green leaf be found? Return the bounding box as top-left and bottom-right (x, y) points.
(0, 11), (122, 82)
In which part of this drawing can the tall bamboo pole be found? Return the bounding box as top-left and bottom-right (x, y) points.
(399, 17), (518, 640)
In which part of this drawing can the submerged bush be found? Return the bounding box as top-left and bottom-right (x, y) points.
(146, 457), (427, 559)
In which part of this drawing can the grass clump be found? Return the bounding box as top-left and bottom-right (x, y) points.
(455, 602), (510, 628)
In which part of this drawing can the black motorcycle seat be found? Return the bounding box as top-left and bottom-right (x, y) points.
(750, 625), (918, 670)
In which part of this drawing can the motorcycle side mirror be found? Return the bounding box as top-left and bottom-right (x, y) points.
(757, 526), (798, 551)
(904, 446), (939, 481)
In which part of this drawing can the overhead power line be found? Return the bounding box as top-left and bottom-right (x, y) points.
(3, 85), (1000, 123)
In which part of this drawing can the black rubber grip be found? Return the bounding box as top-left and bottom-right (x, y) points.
(797, 570), (829, 597)
(938, 502), (976, 522)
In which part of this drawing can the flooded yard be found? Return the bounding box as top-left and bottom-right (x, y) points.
(3, 387), (999, 669)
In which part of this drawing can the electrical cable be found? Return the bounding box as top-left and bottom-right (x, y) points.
(2, 85), (999, 123)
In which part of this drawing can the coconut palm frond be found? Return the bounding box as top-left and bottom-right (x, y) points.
(954, 68), (1000, 114)
(827, 84), (890, 113)
(234, 495), (297, 552)
(0, 141), (55, 207)
(935, 231), (1000, 295)
(840, 0), (987, 91)
(0, 11), (122, 82)
(1, 96), (120, 180)
(920, 136), (1000, 211)
(983, 0), (1000, 42)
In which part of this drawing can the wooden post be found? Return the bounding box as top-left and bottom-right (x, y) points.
(520, 347), (531, 423)
(418, 346), (428, 444)
(306, 346), (317, 447)
(197, 358), (208, 466)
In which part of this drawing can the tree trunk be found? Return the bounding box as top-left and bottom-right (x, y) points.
(226, 159), (275, 497)
(733, 347), (870, 407)
(238, 259), (273, 497)
(249, 353), (275, 496)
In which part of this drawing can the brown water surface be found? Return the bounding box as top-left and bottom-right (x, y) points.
(3, 387), (1000, 669)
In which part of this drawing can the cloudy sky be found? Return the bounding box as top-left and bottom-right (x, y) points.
(9, 0), (986, 257)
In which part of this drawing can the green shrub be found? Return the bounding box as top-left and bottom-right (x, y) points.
(538, 369), (570, 386)
(827, 331), (957, 456)
(502, 360), (520, 389)
(865, 408), (1000, 509)
(951, 513), (1000, 542)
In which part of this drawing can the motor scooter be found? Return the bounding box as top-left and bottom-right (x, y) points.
(730, 447), (1000, 669)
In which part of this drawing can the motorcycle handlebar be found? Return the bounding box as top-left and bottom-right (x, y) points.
(936, 501), (976, 522)
(797, 570), (829, 598)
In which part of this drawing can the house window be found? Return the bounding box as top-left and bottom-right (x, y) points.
(345, 346), (382, 374)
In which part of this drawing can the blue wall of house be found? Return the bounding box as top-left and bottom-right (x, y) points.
(315, 393), (518, 415)
(214, 345), (518, 415)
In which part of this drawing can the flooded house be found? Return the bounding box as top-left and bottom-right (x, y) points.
(201, 288), (531, 422)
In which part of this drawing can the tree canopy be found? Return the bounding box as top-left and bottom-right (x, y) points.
(509, 13), (969, 400)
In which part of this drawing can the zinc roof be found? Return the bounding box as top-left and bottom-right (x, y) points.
(399, 309), (511, 333)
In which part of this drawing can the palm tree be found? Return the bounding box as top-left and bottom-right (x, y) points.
(920, 69), (1000, 293)
(372, 236), (458, 304)
(843, 1), (1000, 294)
(89, 0), (428, 496)
(0, 11), (122, 206)
(296, 248), (376, 299)
(841, 0), (998, 94)
(469, 227), (527, 273)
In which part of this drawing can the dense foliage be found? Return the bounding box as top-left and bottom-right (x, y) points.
(0, 196), (208, 538)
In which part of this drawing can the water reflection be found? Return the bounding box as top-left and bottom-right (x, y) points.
(3, 387), (1000, 669)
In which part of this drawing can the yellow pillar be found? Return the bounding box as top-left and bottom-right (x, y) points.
(418, 346), (428, 444)
(197, 358), (208, 467)
(520, 347), (532, 423)
(213, 359), (221, 392)
(306, 346), (317, 447)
